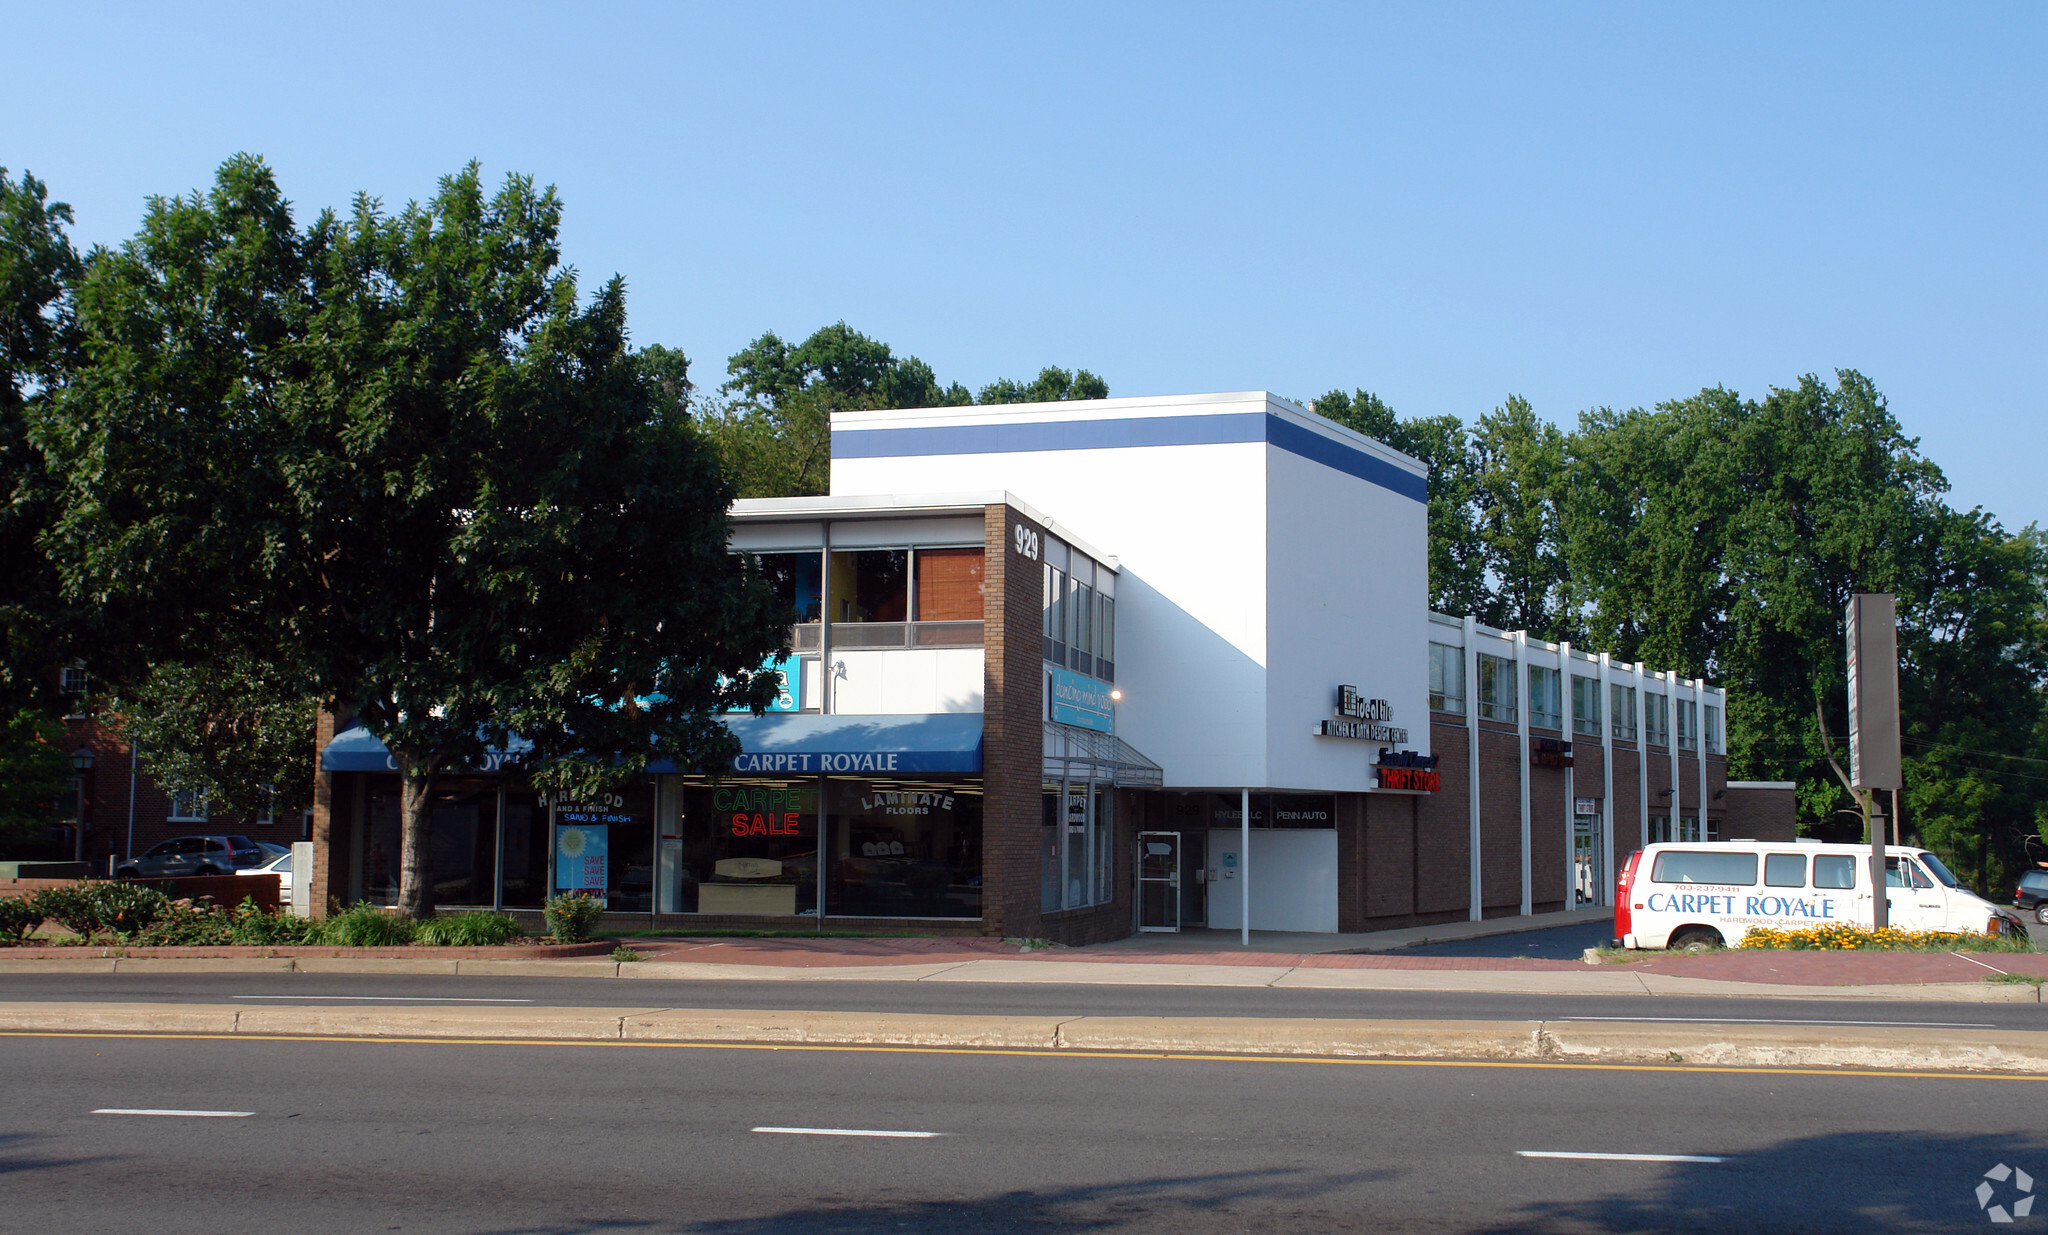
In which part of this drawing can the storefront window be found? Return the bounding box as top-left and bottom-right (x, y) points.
(829, 778), (981, 919)
(658, 778), (818, 916)
(551, 784), (655, 912)
(360, 779), (501, 908)
(499, 789), (548, 908)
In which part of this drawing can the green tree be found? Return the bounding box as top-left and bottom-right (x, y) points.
(112, 661), (318, 821)
(0, 169), (84, 709)
(0, 705), (70, 850)
(978, 366), (1108, 405)
(1469, 396), (1568, 636)
(38, 156), (788, 917)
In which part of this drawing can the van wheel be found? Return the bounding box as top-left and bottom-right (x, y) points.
(1668, 926), (1724, 952)
(2034, 905), (2048, 926)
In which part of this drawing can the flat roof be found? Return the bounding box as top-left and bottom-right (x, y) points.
(731, 491), (1119, 571)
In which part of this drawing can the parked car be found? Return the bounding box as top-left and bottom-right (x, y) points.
(115, 835), (267, 879)
(251, 849), (293, 900)
(253, 841), (291, 860)
(2015, 870), (2048, 925)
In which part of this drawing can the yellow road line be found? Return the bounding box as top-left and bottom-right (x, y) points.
(2, 1029), (2041, 1081)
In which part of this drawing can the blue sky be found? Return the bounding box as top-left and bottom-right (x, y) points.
(8, 3), (2044, 529)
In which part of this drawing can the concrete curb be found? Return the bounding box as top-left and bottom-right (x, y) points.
(4, 1002), (2047, 1073)
(0, 953), (2041, 1001)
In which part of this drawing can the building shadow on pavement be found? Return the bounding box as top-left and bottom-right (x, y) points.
(679, 1166), (1391, 1234)
(1473, 1130), (2048, 1234)
(0, 1131), (120, 1176)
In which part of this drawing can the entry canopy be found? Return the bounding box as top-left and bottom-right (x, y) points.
(320, 713), (983, 776)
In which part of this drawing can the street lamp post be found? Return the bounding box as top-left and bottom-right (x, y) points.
(70, 746), (96, 864)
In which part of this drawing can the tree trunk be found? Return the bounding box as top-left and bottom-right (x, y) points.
(396, 764), (438, 919)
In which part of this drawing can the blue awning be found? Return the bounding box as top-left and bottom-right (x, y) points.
(321, 713), (982, 776)
(659, 713), (983, 776)
(320, 725), (532, 773)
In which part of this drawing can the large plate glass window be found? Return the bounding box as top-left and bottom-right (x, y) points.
(658, 779), (818, 917)
(828, 778), (982, 919)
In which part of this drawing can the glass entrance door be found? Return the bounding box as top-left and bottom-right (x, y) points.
(1573, 811), (1603, 906)
(1138, 831), (1180, 932)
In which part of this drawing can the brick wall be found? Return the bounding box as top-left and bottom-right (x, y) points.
(981, 503), (1046, 940)
(1724, 783), (1796, 842)
(1417, 719), (1472, 916)
(1609, 745), (1641, 872)
(1476, 725), (1522, 916)
(1530, 758), (1569, 912)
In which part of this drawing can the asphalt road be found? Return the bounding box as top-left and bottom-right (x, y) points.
(4, 1032), (2039, 1232)
(1389, 920), (1616, 959)
(2, 970), (2043, 1030)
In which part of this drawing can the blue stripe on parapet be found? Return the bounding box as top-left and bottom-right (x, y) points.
(831, 411), (1426, 503)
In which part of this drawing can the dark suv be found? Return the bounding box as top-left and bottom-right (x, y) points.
(2015, 871), (2048, 924)
(116, 835), (266, 879)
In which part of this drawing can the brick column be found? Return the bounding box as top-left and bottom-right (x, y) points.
(306, 705), (349, 918)
(981, 504), (1046, 938)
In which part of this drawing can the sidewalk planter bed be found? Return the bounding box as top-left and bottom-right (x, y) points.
(2, 886), (552, 951)
(1738, 924), (2032, 952)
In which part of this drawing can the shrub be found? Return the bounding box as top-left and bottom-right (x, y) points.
(315, 901), (417, 947)
(1739, 923), (2031, 952)
(543, 892), (604, 943)
(0, 896), (45, 942)
(30, 884), (104, 936)
(32, 881), (171, 939)
(136, 900), (234, 946)
(611, 944), (641, 962)
(229, 898), (321, 945)
(414, 912), (524, 947)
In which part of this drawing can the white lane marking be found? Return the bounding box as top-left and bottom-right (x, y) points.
(230, 995), (533, 1003)
(752, 1126), (947, 1138)
(93, 1109), (254, 1118)
(1519, 1151), (1724, 1164)
(1562, 1016), (1994, 1028)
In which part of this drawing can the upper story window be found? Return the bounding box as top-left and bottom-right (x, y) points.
(1704, 704), (1722, 755)
(1043, 552), (1114, 681)
(1570, 675), (1601, 737)
(1527, 665), (1562, 730)
(755, 546), (987, 652)
(1610, 683), (1637, 742)
(1429, 643), (1464, 714)
(169, 789), (209, 823)
(1477, 653), (1516, 723)
(1677, 698), (1698, 750)
(1643, 692), (1669, 746)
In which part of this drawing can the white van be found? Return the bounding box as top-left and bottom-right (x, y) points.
(1614, 840), (2022, 950)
